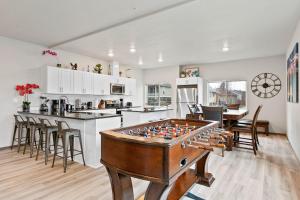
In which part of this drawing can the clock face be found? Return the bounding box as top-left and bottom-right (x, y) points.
(251, 73), (281, 98)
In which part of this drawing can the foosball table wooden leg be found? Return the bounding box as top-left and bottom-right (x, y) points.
(226, 134), (233, 151)
(106, 167), (134, 200)
(196, 153), (215, 187)
(144, 182), (175, 200)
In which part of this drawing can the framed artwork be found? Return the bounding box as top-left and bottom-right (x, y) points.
(287, 43), (299, 103)
(185, 67), (200, 77)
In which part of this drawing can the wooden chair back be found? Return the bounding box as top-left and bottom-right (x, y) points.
(201, 106), (223, 128)
(251, 105), (263, 130)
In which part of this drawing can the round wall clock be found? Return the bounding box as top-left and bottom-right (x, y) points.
(251, 73), (281, 98)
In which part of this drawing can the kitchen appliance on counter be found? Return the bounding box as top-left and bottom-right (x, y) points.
(119, 98), (124, 108)
(51, 100), (59, 113)
(66, 104), (74, 112)
(75, 99), (81, 110)
(111, 83), (125, 95)
(60, 99), (66, 114)
(126, 102), (132, 108)
(105, 100), (119, 108)
(40, 96), (49, 112)
(87, 101), (93, 109)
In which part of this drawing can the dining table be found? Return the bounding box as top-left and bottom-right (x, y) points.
(189, 108), (249, 128)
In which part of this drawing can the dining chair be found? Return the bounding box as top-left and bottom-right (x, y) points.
(201, 105), (223, 128)
(230, 105), (263, 155)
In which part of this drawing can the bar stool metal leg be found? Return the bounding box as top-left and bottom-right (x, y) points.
(69, 135), (74, 162)
(52, 132), (60, 168)
(63, 134), (69, 173)
(11, 125), (17, 150)
(17, 125), (23, 153)
(78, 131), (86, 166)
(44, 129), (49, 165)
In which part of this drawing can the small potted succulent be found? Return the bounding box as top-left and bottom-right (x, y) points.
(15, 83), (40, 112)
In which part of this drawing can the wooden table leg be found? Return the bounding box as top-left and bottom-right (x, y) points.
(106, 167), (134, 200)
(196, 152), (215, 187)
(144, 182), (174, 200)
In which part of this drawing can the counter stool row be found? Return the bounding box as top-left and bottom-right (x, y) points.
(11, 115), (85, 172)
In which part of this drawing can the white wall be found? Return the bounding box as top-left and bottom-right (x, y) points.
(286, 20), (300, 159)
(0, 36), (141, 148)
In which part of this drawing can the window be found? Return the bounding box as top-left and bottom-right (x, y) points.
(207, 81), (247, 108)
(145, 84), (172, 107)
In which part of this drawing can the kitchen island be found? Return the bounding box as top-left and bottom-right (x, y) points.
(18, 110), (121, 168)
(122, 107), (174, 127)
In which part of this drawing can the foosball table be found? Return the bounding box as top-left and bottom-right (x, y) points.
(100, 119), (229, 200)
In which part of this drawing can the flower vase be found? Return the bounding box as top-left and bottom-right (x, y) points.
(22, 103), (30, 112)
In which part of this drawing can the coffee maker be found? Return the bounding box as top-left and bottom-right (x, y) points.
(40, 96), (49, 112)
(51, 100), (59, 113)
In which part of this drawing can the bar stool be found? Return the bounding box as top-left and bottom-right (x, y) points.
(11, 115), (27, 152)
(52, 120), (85, 173)
(23, 117), (41, 157)
(35, 118), (58, 165)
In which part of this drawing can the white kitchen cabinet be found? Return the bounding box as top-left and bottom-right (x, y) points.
(125, 78), (136, 96)
(73, 71), (93, 94)
(176, 77), (199, 85)
(41, 66), (73, 94)
(93, 74), (111, 95)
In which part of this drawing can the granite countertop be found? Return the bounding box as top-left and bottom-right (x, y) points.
(17, 111), (122, 120)
(122, 108), (173, 113)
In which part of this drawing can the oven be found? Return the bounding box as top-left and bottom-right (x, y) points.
(111, 84), (125, 95)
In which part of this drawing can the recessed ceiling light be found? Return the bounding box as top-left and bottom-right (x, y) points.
(222, 41), (229, 52)
(158, 54), (163, 63)
(108, 50), (114, 57)
(130, 47), (136, 53)
(138, 58), (143, 65)
(222, 46), (229, 52)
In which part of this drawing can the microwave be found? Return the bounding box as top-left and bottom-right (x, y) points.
(111, 83), (125, 95)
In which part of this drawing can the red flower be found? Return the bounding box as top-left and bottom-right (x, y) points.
(15, 83), (39, 96)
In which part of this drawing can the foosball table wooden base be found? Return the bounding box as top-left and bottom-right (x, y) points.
(104, 152), (214, 200)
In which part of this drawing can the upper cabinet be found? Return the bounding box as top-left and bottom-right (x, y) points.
(41, 66), (73, 94)
(125, 78), (136, 96)
(41, 66), (136, 96)
(176, 77), (199, 85)
(73, 71), (93, 94)
(93, 74), (111, 95)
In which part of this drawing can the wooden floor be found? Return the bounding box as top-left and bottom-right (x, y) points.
(1, 134), (300, 200)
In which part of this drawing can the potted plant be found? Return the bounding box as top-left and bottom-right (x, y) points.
(15, 83), (39, 112)
(94, 64), (103, 74)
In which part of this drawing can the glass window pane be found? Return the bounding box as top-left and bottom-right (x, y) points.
(207, 81), (227, 106)
(227, 81), (247, 108)
(207, 81), (247, 108)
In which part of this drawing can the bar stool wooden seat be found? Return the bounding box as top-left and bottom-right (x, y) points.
(231, 105), (263, 155)
(11, 115), (28, 152)
(52, 121), (85, 173)
(35, 118), (58, 165)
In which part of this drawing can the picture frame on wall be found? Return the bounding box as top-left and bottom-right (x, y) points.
(185, 67), (200, 77)
(287, 42), (299, 103)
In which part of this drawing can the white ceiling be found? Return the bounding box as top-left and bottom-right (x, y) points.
(1, 0), (300, 68)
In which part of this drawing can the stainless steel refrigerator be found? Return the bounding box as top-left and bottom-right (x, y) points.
(177, 85), (198, 118)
